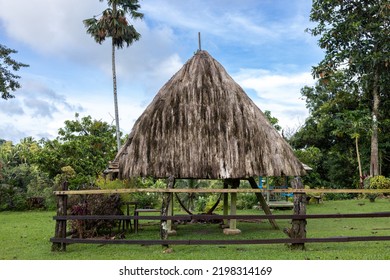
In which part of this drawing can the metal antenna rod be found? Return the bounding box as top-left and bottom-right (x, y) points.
(198, 32), (202, 51)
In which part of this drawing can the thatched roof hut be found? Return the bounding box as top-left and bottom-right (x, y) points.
(115, 50), (305, 180)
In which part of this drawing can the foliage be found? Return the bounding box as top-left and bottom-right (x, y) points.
(0, 163), (54, 211)
(83, 0), (143, 48)
(203, 194), (223, 213)
(365, 175), (390, 202)
(37, 114), (117, 189)
(0, 138), (55, 211)
(237, 193), (258, 210)
(0, 114), (118, 211)
(294, 146), (324, 187)
(291, 70), (375, 189)
(194, 196), (207, 212)
(264, 110), (282, 132)
(0, 44), (29, 99)
(308, 0), (390, 176)
(69, 191), (123, 238)
(309, 0), (389, 83)
(94, 177), (164, 210)
(368, 175), (390, 191)
(174, 179), (210, 212)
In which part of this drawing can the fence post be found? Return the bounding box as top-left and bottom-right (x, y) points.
(51, 181), (68, 251)
(285, 177), (306, 249)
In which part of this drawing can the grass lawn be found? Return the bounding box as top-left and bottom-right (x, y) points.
(0, 198), (389, 260)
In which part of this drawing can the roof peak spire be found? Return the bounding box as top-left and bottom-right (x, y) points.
(198, 32), (202, 52)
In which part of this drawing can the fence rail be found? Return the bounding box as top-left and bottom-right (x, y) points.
(50, 235), (390, 246)
(52, 212), (390, 221)
(51, 185), (390, 251)
(54, 188), (390, 195)
(50, 212), (390, 247)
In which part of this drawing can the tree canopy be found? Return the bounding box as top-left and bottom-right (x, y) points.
(0, 44), (29, 100)
(308, 0), (390, 176)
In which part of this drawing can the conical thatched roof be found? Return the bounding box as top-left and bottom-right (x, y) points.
(117, 50), (306, 179)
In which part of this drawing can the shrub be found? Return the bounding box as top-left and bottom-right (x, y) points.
(365, 176), (390, 202)
(69, 190), (123, 238)
(131, 192), (160, 209)
(195, 196), (207, 212)
(237, 193), (258, 210)
(204, 194), (223, 213)
(369, 176), (390, 190)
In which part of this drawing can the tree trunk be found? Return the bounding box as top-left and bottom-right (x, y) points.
(286, 177), (306, 250)
(356, 136), (363, 188)
(370, 70), (380, 177)
(112, 4), (121, 152)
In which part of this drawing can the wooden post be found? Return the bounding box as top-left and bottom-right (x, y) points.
(222, 181), (229, 228)
(167, 190), (176, 236)
(248, 177), (279, 230)
(160, 176), (175, 249)
(284, 177), (306, 249)
(223, 179), (241, 235)
(52, 181), (68, 251)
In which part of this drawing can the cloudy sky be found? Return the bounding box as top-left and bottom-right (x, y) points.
(0, 0), (323, 143)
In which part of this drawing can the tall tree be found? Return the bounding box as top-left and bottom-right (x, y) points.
(308, 0), (390, 176)
(0, 44), (29, 100)
(291, 70), (372, 188)
(83, 0), (143, 151)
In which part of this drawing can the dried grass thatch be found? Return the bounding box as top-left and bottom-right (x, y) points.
(117, 51), (306, 179)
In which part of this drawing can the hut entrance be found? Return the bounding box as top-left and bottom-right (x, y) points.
(156, 177), (279, 237)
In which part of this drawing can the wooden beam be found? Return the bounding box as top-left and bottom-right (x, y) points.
(50, 235), (390, 246)
(54, 188), (390, 195)
(52, 212), (390, 222)
(248, 177), (279, 230)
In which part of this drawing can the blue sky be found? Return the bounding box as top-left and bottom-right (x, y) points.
(0, 0), (323, 143)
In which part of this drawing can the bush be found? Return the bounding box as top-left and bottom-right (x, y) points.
(369, 176), (390, 190)
(131, 192), (160, 209)
(0, 163), (54, 211)
(69, 190), (123, 238)
(204, 194), (223, 213)
(237, 193), (258, 210)
(195, 196), (207, 212)
(96, 176), (163, 209)
(365, 176), (390, 202)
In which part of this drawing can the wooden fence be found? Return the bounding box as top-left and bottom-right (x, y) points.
(50, 185), (390, 251)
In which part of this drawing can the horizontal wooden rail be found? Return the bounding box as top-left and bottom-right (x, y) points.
(53, 188), (390, 195)
(53, 212), (390, 221)
(50, 235), (390, 246)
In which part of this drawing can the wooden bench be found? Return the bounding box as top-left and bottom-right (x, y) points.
(134, 208), (160, 233)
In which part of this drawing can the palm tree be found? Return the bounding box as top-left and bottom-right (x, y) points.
(83, 0), (143, 151)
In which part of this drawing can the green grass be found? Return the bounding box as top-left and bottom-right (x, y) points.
(0, 198), (389, 260)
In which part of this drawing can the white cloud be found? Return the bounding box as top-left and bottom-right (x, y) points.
(0, 0), (100, 55)
(0, 0), (321, 143)
(0, 75), (86, 142)
(233, 68), (315, 130)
